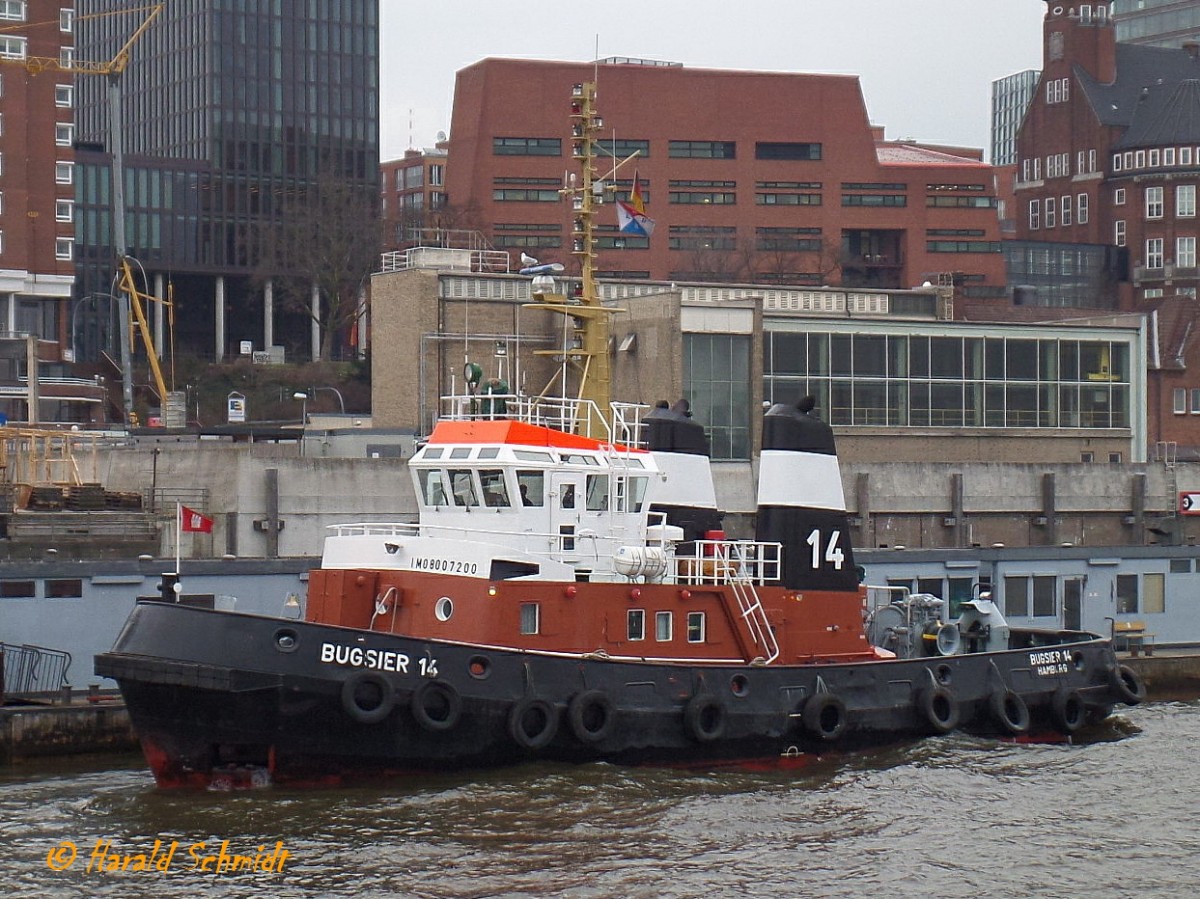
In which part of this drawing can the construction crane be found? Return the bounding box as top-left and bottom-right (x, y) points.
(2, 4), (168, 426)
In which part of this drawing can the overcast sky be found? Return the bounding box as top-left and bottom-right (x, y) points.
(379, 0), (1048, 161)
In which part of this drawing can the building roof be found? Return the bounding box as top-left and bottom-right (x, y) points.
(1147, 294), (1200, 371)
(1077, 42), (1200, 133)
(875, 143), (989, 166)
(1117, 78), (1200, 148)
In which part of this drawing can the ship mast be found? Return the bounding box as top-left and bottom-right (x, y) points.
(528, 81), (617, 438)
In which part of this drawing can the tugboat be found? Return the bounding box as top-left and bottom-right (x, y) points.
(95, 83), (1144, 789)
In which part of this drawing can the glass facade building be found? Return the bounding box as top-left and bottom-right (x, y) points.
(1113, 0), (1200, 46)
(684, 321), (1136, 462)
(991, 70), (1040, 166)
(72, 0), (379, 361)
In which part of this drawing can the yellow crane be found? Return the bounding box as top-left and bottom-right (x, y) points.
(2, 4), (170, 425)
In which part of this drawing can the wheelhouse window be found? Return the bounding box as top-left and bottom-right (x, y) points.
(419, 469), (449, 506)
(627, 609), (645, 641)
(479, 469), (510, 507)
(448, 469), (478, 506)
(686, 611), (706, 643)
(519, 602), (540, 635)
(586, 474), (609, 510)
(516, 470), (544, 506)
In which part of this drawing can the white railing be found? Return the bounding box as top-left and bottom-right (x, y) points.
(675, 540), (782, 586)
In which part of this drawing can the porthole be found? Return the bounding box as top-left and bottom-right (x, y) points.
(273, 627), (299, 653)
(467, 655), (491, 679)
(730, 674), (750, 698)
(435, 596), (454, 621)
(935, 664), (953, 685)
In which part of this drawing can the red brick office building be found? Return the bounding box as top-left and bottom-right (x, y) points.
(444, 57), (1008, 299)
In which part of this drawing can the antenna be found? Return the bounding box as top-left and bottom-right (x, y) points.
(408, 108), (414, 149)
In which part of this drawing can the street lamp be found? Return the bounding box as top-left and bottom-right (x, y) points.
(292, 391), (308, 424)
(69, 292), (115, 363)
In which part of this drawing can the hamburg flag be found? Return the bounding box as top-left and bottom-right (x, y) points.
(181, 505), (214, 534)
(616, 171), (655, 237)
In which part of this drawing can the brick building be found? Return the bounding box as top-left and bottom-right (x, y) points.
(0, 1), (75, 350)
(443, 58), (1008, 302)
(380, 141), (448, 251)
(1013, 1), (1200, 456)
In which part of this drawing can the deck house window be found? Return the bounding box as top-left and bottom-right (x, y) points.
(656, 611), (673, 641)
(0, 580), (35, 598)
(1144, 573), (1165, 615)
(519, 602), (540, 635)
(686, 611), (706, 643)
(1003, 576), (1028, 616)
(627, 609), (645, 641)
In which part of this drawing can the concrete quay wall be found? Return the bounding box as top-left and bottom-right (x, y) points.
(76, 444), (1196, 559)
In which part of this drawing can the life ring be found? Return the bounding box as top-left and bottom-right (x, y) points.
(684, 694), (726, 743)
(990, 688), (1030, 735)
(568, 690), (615, 744)
(410, 680), (462, 732)
(508, 697), (558, 749)
(918, 685), (960, 734)
(1051, 688), (1086, 733)
(802, 692), (847, 742)
(1109, 664), (1147, 706)
(340, 671), (395, 725)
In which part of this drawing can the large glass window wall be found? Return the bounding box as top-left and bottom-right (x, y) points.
(684, 333), (751, 460)
(763, 331), (1131, 430)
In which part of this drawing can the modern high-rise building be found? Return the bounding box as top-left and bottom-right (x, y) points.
(1113, 0), (1200, 46)
(72, 1), (380, 366)
(445, 58), (1009, 301)
(991, 69), (1040, 166)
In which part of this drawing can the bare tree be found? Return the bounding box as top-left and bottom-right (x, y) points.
(255, 172), (381, 361)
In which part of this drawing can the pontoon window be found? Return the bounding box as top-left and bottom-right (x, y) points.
(449, 469), (479, 506)
(480, 469), (510, 507)
(514, 450), (553, 463)
(450, 448), (472, 460)
(478, 447), (500, 459)
(419, 469), (449, 506)
(586, 475), (610, 510)
(560, 484), (576, 509)
(423, 447), (444, 459)
(516, 470), (544, 506)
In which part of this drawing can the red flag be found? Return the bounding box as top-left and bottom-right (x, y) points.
(181, 505), (214, 534)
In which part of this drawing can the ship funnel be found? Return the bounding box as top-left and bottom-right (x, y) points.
(755, 396), (858, 591)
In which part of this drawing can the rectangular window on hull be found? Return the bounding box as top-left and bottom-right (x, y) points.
(519, 602), (540, 635)
(656, 611), (673, 641)
(627, 609), (645, 641)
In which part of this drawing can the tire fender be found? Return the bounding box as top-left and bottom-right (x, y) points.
(341, 671), (395, 725)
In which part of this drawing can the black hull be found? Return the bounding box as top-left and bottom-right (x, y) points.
(96, 601), (1142, 788)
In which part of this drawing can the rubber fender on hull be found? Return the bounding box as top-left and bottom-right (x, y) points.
(568, 690), (616, 744)
(410, 680), (462, 732)
(917, 685), (960, 734)
(684, 694), (727, 743)
(802, 693), (847, 742)
(508, 697), (559, 749)
(990, 688), (1031, 735)
(340, 671), (396, 725)
(1051, 688), (1087, 733)
(1109, 664), (1147, 706)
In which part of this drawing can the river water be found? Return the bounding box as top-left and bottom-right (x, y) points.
(2, 701), (1195, 899)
